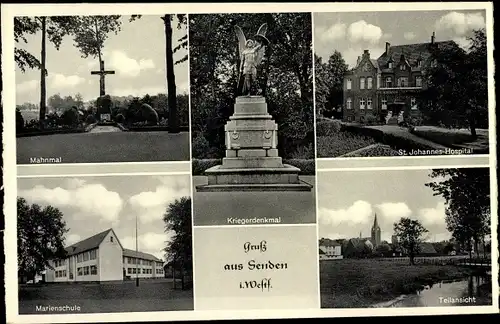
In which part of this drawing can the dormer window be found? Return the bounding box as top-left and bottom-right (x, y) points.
(400, 65), (406, 71)
(417, 59), (422, 68)
(388, 62), (393, 69)
(110, 236), (114, 242)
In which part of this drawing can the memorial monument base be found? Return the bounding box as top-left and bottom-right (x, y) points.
(196, 96), (312, 192)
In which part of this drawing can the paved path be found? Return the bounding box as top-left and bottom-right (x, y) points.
(17, 131), (190, 163)
(88, 125), (123, 133)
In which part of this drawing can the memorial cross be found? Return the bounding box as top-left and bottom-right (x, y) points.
(90, 60), (115, 96)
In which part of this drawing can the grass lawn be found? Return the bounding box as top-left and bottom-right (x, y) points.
(19, 279), (193, 314)
(412, 126), (489, 153)
(320, 259), (475, 308)
(17, 131), (190, 163)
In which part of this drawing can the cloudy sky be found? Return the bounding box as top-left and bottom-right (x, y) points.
(17, 175), (191, 260)
(16, 15), (189, 105)
(317, 169), (454, 243)
(314, 10), (486, 68)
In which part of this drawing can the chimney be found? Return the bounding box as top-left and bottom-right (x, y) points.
(431, 31), (435, 44)
(363, 49), (370, 59)
(385, 42), (390, 55)
(356, 56), (361, 66)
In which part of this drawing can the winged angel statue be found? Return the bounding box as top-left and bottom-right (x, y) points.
(235, 23), (270, 96)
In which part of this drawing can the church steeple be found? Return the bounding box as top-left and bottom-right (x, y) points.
(371, 213), (381, 247)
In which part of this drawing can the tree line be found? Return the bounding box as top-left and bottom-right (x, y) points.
(15, 14), (187, 132)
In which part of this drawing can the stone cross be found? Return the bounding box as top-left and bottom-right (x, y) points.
(91, 60), (115, 96)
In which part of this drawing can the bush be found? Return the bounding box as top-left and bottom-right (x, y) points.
(316, 118), (342, 137)
(290, 143), (315, 159)
(192, 159), (221, 175)
(341, 144), (401, 157)
(365, 114), (377, 125)
(114, 113), (125, 123)
(86, 115), (97, 124)
(139, 103), (159, 125)
(61, 108), (80, 127)
(283, 159), (315, 175)
(192, 134), (213, 159)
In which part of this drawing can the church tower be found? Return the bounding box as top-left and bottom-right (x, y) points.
(371, 214), (381, 246)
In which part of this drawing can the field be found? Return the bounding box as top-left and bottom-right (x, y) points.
(320, 258), (475, 308)
(17, 130), (190, 163)
(19, 279), (193, 314)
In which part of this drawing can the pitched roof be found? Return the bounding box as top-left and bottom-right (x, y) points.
(65, 228), (112, 256)
(123, 248), (162, 262)
(319, 248), (326, 255)
(377, 41), (456, 68)
(418, 242), (437, 254)
(319, 238), (341, 247)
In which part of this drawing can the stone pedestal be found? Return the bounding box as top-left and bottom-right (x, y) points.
(197, 96), (312, 192)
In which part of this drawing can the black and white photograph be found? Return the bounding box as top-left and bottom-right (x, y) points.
(314, 10), (489, 158)
(189, 13), (316, 225)
(17, 174), (194, 314)
(317, 167), (492, 308)
(15, 14), (190, 164)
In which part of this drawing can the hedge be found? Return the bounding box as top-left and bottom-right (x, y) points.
(410, 127), (474, 147)
(16, 127), (87, 138)
(127, 125), (189, 132)
(192, 158), (315, 176)
(316, 118), (343, 137)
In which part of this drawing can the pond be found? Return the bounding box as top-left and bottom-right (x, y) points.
(373, 275), (492, 308)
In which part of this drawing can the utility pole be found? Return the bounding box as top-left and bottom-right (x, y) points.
(136, 214), (139, 287)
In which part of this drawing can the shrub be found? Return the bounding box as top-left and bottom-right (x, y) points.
(290, 143), (315, 159)
(86, 115), (97, 124)
(283, 159), (315, 175)
(365, 114), (377, 125)
(61, 108), (79, 127)
(114, 113), (125, 123)
(341, 144), (401, 157)
(192, 159), (221, 175)
(316, 118), (342, 137)
(192, 134), (213, 159)
(317, 131), (376, 157)
(139, 103), (159, 125)
(411, 127), (473, 146)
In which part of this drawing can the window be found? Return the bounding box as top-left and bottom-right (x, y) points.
(77, 267), (82, 276)
(90, 265), (97, 275)
(83, 252), (89, 262)
(128, 268), (132, 274)
(143, 269), (146, 274)
(417, 60), (422, 68)
(367, 98), (373, 110)
(400, 64), (406, 71)
(84, 266), (89, 276)
(385, 77), (392, 88)
(346, 79), (352, 90)
(381, 98), (387, 110)
(360, 77), (365, 89)
(63, 270), (66, 277)
(360, 98), (366, 110)
(90, 249), (97, 260)
(346, 98), (352, 110)
(397, 77), (408, 87)
(69, 272), (74, 280)
(77, 254), (83, 263)
(367, 77), (373, 89)
(415, 76), (422, 87)
(347, 116), (352, 122)
(411, 97), (417, 110)
(110, 236), (113, 242)
(388, 62), (393, 68)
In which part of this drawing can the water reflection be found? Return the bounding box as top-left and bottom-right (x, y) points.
(373, 275), (492, 308)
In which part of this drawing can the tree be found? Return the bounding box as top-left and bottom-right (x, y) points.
(394, 218), (429, 265)
(374, 243), (391, 257)
(315, 51), (348, 118)
(163, 197), (192, 290)
(420, 29), (488, 138)
(15, 16), (77, 126)
(425, 168), (490, 259)
(17, 197), (69, 283)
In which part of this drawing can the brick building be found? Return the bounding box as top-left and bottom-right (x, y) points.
(342, 33), (455, 124)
